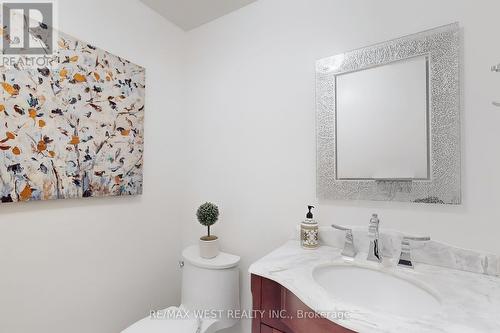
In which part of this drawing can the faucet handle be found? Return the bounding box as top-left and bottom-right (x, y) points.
(331, 224), (357, 258)
(398, 235), (431, 269)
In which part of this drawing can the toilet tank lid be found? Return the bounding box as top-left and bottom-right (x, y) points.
(182, 245), (240, 269)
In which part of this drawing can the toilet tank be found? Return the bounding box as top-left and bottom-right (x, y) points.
(181, 245), (240, 328)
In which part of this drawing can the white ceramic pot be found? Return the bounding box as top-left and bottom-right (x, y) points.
(199, 236), (219, 259)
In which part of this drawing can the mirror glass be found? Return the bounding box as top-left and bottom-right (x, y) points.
(336, 56), (429, 180)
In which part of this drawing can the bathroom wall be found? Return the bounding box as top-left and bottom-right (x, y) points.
(0, 1), (185, 332)
(182, 0), (500, 332)
(2, 1), (500, 332)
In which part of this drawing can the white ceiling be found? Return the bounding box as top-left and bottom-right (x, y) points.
(140, 0), (258, 31)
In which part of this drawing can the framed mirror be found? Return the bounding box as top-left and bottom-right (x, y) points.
(316, 23), (461, 204)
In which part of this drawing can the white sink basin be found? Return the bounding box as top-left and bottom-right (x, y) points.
(313, 264), (441, 318)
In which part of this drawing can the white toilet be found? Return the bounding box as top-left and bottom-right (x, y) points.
(122, 245), (240, 333)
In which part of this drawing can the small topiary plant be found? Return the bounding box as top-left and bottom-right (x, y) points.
(197, 202), (219, 241)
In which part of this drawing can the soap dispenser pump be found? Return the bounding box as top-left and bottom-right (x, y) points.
(301, 205), (319, 249)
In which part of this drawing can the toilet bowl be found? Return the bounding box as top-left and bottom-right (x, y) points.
(122, 245), (240, 333)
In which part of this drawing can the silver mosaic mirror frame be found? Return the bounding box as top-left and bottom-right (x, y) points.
(316, 23), (461, 204)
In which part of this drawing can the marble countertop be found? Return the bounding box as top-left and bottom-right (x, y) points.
(249, 241), (500, 333)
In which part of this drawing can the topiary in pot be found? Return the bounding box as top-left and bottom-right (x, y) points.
(197, 202), (220, 258)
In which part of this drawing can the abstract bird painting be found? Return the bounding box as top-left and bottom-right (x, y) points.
(0, 31), (145, 203)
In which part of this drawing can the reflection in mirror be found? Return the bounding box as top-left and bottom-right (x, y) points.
(336, 56), (429, 180)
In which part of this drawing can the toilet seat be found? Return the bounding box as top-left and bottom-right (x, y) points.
(121, 306), (215, 333)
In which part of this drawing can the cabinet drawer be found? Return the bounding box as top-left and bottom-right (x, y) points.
(252, 274), (355, 333)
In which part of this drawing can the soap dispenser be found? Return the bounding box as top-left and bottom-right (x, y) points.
(300, 205), (319, 249)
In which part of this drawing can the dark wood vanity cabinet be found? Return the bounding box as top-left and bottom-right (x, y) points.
(260, 324), (285, 333)
(251, 274), (355, 333)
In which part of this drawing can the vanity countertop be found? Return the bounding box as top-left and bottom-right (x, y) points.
(249, 241), (500, 333)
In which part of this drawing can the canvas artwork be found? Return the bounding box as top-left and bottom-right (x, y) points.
(0, 32), (145, 203)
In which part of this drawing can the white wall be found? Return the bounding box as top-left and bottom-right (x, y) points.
(182, 1), (500, 332)
(2, 1), (500, 332)
(0, 1), (185, 332)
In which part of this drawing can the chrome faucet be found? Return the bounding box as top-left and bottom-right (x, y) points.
(331, 224), (357, 259)
(367, 214), (382, 263)
(398, 235), (431, 269)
